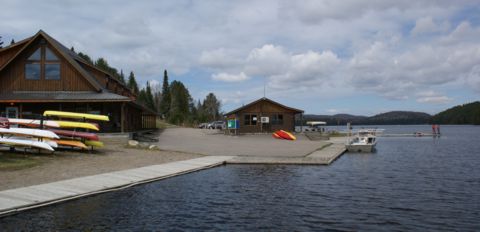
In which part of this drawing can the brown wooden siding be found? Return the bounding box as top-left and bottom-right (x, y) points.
(0, 45), (24, 68)
(0, 102), (145, 132)
(0, 43), (95, 92)
(226, 100), (299, 133)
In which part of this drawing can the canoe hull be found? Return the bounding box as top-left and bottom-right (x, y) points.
(0, 128), (59, 139)
(52, 139), (88, 149)
(44, 111), (109, 121)
(0, 138), (54, 151)
(49, 129), (99, 141)
(275, 130), (296, 140)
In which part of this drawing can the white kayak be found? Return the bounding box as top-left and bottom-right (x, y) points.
(0, 128), (59, 139)
(7, 118), (60, 128)
(0, 137), (54, 151)
(9, 136), (58, 149)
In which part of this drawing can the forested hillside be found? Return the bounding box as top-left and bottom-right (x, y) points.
(431, 101), (480, 125)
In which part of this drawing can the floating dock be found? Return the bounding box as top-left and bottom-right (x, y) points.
(227, 143), (346, 165)
(0, 156), (234, 217)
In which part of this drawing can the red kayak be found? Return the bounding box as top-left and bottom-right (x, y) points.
(49, 129), (99, 141)
(272, 132), (282, 139)
(275, 130), (296, 141)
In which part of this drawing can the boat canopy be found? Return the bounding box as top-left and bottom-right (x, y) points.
(306, 121), (327, 126)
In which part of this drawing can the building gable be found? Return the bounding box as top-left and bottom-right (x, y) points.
(225, 97), (304, 116)
(0, 30), (102, 92)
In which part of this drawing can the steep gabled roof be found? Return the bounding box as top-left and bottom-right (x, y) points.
(0, 30), (114, 92)
(224, 97), (304, 115)
(0, 36), (32, 52)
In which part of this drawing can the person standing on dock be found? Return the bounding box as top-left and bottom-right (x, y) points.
(432, 124), (437, 135)
(436, 125), (441, 135)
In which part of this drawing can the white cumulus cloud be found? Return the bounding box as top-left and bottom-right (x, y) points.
(212, 72), (250, 82)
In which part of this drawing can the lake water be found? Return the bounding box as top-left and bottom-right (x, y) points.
(1, 125), (479, 231)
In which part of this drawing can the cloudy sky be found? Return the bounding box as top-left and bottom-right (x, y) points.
(1, 0), (480, 115)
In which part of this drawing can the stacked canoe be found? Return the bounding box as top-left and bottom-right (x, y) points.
(0, 111), (109, 152)
(272, 130), (296, 141)
(42, 111), (109, 150)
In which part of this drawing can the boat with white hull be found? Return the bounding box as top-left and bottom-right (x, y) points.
(346, 129), (383, 153)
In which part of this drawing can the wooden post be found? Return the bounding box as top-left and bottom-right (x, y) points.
(121, 102), (125, 133)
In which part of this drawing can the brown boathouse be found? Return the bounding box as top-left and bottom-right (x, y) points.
(224, 97), (304, 133)
(0, 30), (156, 132)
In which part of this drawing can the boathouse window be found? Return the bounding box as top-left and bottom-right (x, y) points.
(25, 46), (61, 80)
(244, 114), (257, 125)
(271, 114), (284, 125)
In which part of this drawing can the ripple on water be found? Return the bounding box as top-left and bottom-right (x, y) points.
(0, 125), (479, 231)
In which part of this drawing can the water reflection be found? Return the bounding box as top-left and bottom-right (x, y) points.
(0, 125), (479, 231)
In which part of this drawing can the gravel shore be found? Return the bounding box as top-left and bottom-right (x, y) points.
(0, 143), (202, 191)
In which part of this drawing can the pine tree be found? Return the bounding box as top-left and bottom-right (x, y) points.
(145, 81), (156, 111)
(159, 70), (171, 118)
(127, 71), (139, 94)
(168, 81), (190, 124)
(95, 58), (109, 71)
(10, 39), (15, 45)
(70, 46), (75, 52)
(137, 89), (147, 107)
(77, 52), (93, 64)
(119, 69), (126, 84)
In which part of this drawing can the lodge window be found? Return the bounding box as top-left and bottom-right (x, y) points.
(271, 114), (284, 125)
(244, 114), (257, 126)
(25, 45), (61, 80)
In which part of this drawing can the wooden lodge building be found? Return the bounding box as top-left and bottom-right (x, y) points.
(0, 30), (157, 132)
(224, 97), (304, 133)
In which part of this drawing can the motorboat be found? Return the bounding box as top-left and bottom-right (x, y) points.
(346, 129), (383, 153)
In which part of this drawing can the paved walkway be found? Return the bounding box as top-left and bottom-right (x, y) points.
(0, 156), (234, 217)
(156, 128), (331, 157)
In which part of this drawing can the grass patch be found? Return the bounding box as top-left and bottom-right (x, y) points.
(156, 119), (175, 129)
(0, 153), (42, 171)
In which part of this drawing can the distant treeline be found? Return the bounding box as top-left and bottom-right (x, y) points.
(431, 101), (480, 125)
(301, 111), (432, 125)
(301, 101), (480, 125)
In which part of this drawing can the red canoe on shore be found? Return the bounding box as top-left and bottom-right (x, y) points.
(49, 129), (99, 141)
(275, 130), (296, 141)
(272, 132), (282, 139)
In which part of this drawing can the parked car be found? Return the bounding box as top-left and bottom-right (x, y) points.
(198, 123), (209, 129)
(208, 121), (226, 129)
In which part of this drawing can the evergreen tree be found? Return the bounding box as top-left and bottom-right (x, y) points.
(119, 69), (126, 84)
(137, 89), (147, 107)
(70, 46), (75, 52)
(168, 81), (191, 125)
(95, 58), (110, 71)
(145, 81), (156, 111)
(0, 36), (3, 48)
(127, 71), (139, 94)
(10, 39), (15, 45)
(159, 70), (171, 118)
(77, 52), (93, 64)
(203, 93), (221, 121)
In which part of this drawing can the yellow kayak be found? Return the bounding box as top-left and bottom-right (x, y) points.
(44, 111), (109, 121)
(55, 121), (99, 131)
(52, 139), (88, 149)
(85, 140), (104, 147)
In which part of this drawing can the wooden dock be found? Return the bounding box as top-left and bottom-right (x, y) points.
(227, 143), (346, 165)
(0, 156), (234, 217)
(379, 133), (440, 137)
